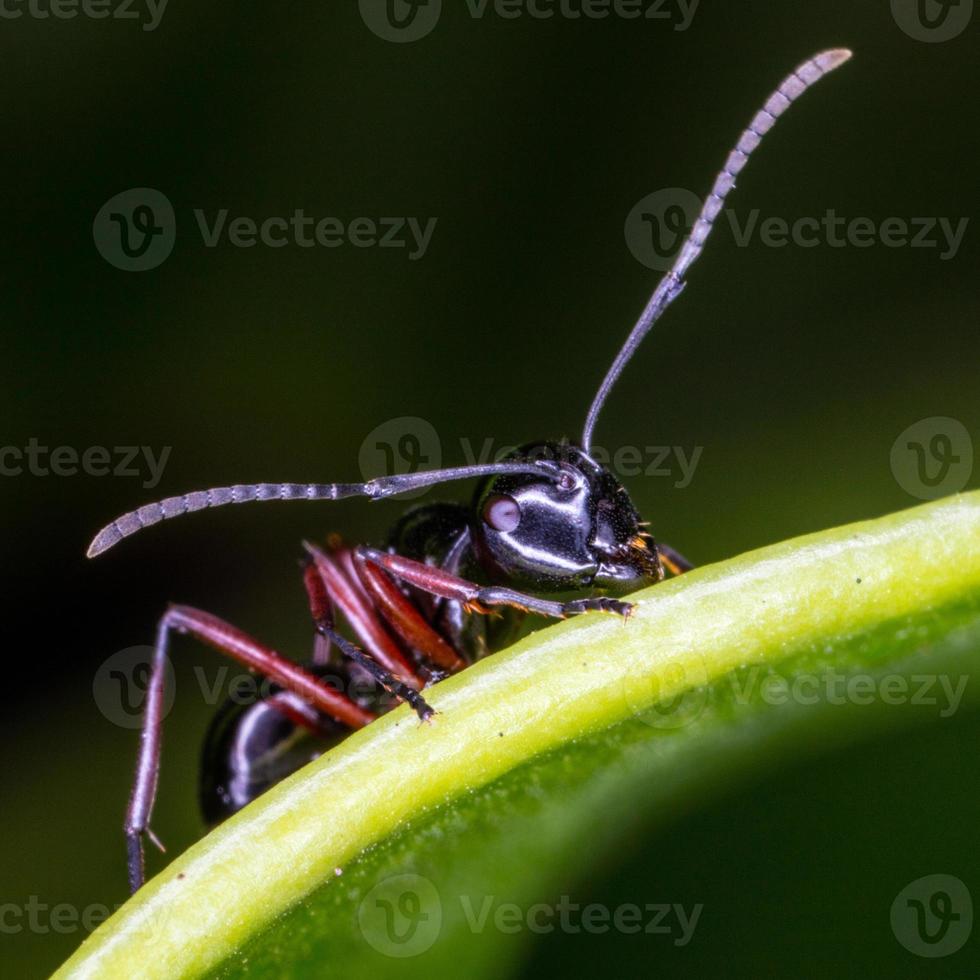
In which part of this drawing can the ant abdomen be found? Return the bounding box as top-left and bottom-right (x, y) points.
(198, 662), (387, 827)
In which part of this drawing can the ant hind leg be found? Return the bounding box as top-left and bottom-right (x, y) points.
(124, 604), (374, 893)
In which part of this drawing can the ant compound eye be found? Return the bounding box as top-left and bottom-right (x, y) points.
(483, 494), (521, 533)
(556, 472), (575, 492)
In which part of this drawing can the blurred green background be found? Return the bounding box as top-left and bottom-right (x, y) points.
(1, 1), (977, 976)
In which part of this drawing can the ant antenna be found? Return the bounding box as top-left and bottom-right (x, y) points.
(86, 460), (562, 558)
(580, 48), (852, 452)
(88, 50), (852, 559)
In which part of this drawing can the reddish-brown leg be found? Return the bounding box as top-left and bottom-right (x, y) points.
(302, 552), (434, 721)
(303, 541), (422, 689)
(125, 604), (374, 893)
(358, 548), (634, 619)
(353, 551), (467, 674)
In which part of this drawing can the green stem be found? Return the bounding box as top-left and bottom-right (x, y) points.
(56, 492), (980, 980)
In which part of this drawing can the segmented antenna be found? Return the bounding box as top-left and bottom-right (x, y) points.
(88, 50), (852, 559)
(86, 461), (557, 558)
(580, 48), (852, 451)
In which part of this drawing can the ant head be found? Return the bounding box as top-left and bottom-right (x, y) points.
(472, 441), (662, 594)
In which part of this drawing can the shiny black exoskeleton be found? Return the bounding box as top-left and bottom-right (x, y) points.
(200, 661), (390, 826)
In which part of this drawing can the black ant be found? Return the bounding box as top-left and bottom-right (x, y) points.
(87, 49), (852, 892)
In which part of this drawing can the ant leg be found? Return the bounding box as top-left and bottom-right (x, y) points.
(358, 548), (634, 620)
(352, 551), (467, 674)
(125, 605), (374, 893)
(435, 529), (500, 663)
(658, 542), (693, 576)
(311, 629), (332, 668)
(302, 542), (423, 689)
(125, 615), (170, 895)
(302, 554), (434, 721)
(333, 546), (460, 672)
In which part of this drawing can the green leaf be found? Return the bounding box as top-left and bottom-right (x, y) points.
(55, 492), (980, 980)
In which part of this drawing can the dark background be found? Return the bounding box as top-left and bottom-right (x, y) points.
(1, 1), (977, 976)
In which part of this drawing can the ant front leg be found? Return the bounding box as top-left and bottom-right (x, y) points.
(358, 548), (635, 619)
(352, 551), (467, 675)
(125, 605), (374, 893)
(303, 548), (435, 722)
(300, 542), (423, 688)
